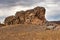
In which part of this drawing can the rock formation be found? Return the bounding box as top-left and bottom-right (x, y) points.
(4, 16), (19, 25)
(15, 11), (25, 24)
(4, 6), (46, 25)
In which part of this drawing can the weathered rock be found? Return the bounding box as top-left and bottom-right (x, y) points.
(33, 7), (46, 25)
(4, 16), (19, 25)
(4, 6), (46, 25)
(34, 7), (46, 21)
(45, 22), (57, 30)
(24, 9), (35, 24)
(15, 11), (25, 24)
(24, 6), (46, 25)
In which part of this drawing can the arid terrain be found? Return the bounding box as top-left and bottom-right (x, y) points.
(0, 24), (60, 40)
(0, 6), (60, 40)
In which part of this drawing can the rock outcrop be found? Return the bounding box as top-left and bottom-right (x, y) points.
(15, 11), (25, 24)
(4, 16), (19, 25)
(4, 6), (46, 25)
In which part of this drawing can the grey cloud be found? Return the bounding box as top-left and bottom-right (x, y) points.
(0, 0), (43, 7)
(54, 0), (60, 2)
(0, 0), (60, 22)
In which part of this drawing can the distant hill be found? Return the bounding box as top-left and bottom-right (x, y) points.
(49, 21), (60, 25)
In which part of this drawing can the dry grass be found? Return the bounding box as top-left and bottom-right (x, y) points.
(0, 24), (60, 40)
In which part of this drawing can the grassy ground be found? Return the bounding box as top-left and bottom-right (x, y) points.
(0, 24), (60, 40)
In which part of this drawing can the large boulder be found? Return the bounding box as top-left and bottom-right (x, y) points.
(32, 6), (46, 25)
(15, 11), (25, 24)
(34, 6), (46, 21)
(4, 16), (19, 25)
(24, 6), (46, 25)
(24, 9), (35, 24)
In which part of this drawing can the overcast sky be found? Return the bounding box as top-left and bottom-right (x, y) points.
(0, 0), (60, 23)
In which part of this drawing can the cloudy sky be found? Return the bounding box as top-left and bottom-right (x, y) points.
(0, 0), (60, 23)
